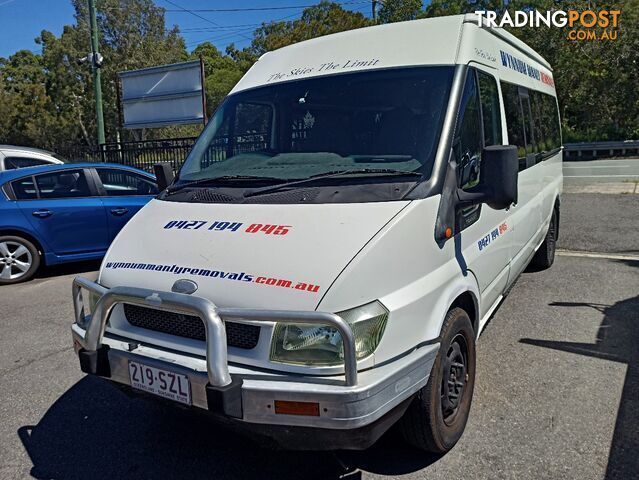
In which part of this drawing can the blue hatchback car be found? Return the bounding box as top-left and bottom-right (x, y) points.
(0, 163), (158, 284)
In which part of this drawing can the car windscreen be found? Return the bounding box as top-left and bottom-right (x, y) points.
(177, 66), (454, 187)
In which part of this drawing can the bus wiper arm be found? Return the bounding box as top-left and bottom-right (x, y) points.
(244, 168), (422, 198)
(166, 175), (282, 194)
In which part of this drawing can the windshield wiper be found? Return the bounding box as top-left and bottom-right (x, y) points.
(244, 168), (422, 198)
(166, 175), (282, 194)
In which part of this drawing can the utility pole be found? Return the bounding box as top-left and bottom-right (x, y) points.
(88, 0), (105, 146)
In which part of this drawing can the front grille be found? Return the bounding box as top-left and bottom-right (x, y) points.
(123, 304), (260, 349)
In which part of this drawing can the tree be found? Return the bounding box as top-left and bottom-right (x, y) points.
(189, 43), (248, 115)
(422, 0), (501, 17)
(0, 0), (189, 148)
(250, 1), (372, 56)
(1, 0), (636, 148)
(378, 0), (424, 23)
(192, 1), (371, 115)
(417, 0), (638, 141)
(506, 0), (638, 141)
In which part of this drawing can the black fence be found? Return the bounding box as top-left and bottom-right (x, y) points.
(57, 137), (198, 173)
(56, 134), (272, 173)
(57, 137), (639, 173)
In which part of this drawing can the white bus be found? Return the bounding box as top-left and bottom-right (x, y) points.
(71, 14), (562, 452)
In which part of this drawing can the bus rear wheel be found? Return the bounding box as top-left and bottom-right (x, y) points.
(531, 208), (558, 270)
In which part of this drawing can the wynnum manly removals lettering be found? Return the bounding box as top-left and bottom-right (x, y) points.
(500, 51), (540, 79)
(499, 50), (555, 87)
(104, 261), (320, 294)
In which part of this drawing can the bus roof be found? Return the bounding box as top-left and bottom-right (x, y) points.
(231, 14), (553, 95)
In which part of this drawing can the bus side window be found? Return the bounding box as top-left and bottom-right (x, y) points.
(519, 88), (538, 169)
(477, 71), (502, 147)
(454, 70), (482, 191)
(453, 69), (483, 231)
(530, 90), (562, 158)
(500, 81), (527, 171)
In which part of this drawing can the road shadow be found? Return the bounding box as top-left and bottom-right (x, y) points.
(520, 294), (639, 480)
(18, 376), (441, 480)
(34, 259), (101, 280)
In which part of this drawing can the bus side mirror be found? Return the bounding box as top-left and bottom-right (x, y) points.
(457, 145), (518, 210)
(153, 162), (175, 192)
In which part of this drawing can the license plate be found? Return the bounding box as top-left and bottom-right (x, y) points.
(128, 361), (191, 406)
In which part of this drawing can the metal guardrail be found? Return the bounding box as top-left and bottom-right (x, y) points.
(564, 141), (639, 160)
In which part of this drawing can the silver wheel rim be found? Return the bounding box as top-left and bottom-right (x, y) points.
(0, 241), (33, 281)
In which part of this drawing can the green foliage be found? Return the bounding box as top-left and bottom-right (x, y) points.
(0, 0), (636, 149)
(422, 0), (502, 17)
(378, 0), (424, 23)
(0, 0), (188, 148)
(188, 43), (249, 115)
(250, 1), (371, 56)
(506, 0), (639, 141)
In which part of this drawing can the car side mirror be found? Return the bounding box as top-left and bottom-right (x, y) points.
(153, 163), (175, 192)
(456, 145), (518, 210)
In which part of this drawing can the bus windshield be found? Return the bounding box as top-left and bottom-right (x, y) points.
(177, 66), (454, 187)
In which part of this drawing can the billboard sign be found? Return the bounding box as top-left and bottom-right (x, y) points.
(119, 60), (205, 129)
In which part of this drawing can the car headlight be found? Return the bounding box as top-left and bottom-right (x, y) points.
(269, 301), (389, 366)
(76, 288), (101, 329)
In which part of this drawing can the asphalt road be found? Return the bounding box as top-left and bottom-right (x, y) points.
(1, 192), (638, 480)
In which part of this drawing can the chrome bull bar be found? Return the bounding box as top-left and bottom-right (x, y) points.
(72, 276), (359, 387)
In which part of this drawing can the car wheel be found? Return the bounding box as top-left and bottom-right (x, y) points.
(399, 307), (476, 453)
(0, 236), (41, 285)
(530, 208), (558, 270)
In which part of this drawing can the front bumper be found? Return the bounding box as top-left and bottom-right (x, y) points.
(71, 277), (439, 434)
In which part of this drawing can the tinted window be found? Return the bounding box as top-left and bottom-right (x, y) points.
(35, 170), (91, 199)
(530, 90), (562, 153)
(97, 169), (158, 196)
(501, 81), (561, 170)
(455, 71), (483, 190)
(520, 92), (535, 155)
(11, 176), (38, 200)
(477, 72), (502, 146)
(4, 157), (51, 170)
(501, 82), (526, 161)
(180, 67), (455, 186)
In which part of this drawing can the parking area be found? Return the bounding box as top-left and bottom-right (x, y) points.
(1, 187), (638, 479)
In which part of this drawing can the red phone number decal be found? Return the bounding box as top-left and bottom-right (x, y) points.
(164, 220), (290, 236)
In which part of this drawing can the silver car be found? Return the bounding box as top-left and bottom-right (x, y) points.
(0, 145), (66, 171)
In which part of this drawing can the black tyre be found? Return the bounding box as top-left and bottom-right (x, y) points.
(400, 307), (476, 453)
(530, 208), (558, 270)
(0, 235), (41, 285)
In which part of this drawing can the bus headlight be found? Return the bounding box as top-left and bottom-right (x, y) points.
(269, 301), (389, 366)
(76, 288), (101, 329)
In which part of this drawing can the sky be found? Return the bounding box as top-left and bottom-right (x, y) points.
(0, 0), (375, 59)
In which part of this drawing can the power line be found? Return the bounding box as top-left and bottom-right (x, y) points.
(166, 1), (370, 13)
(180, 24), (261, 32)
(184, 10), (306, 48)
(180, 2), (373, 50)
(162, 0), (253, 41)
